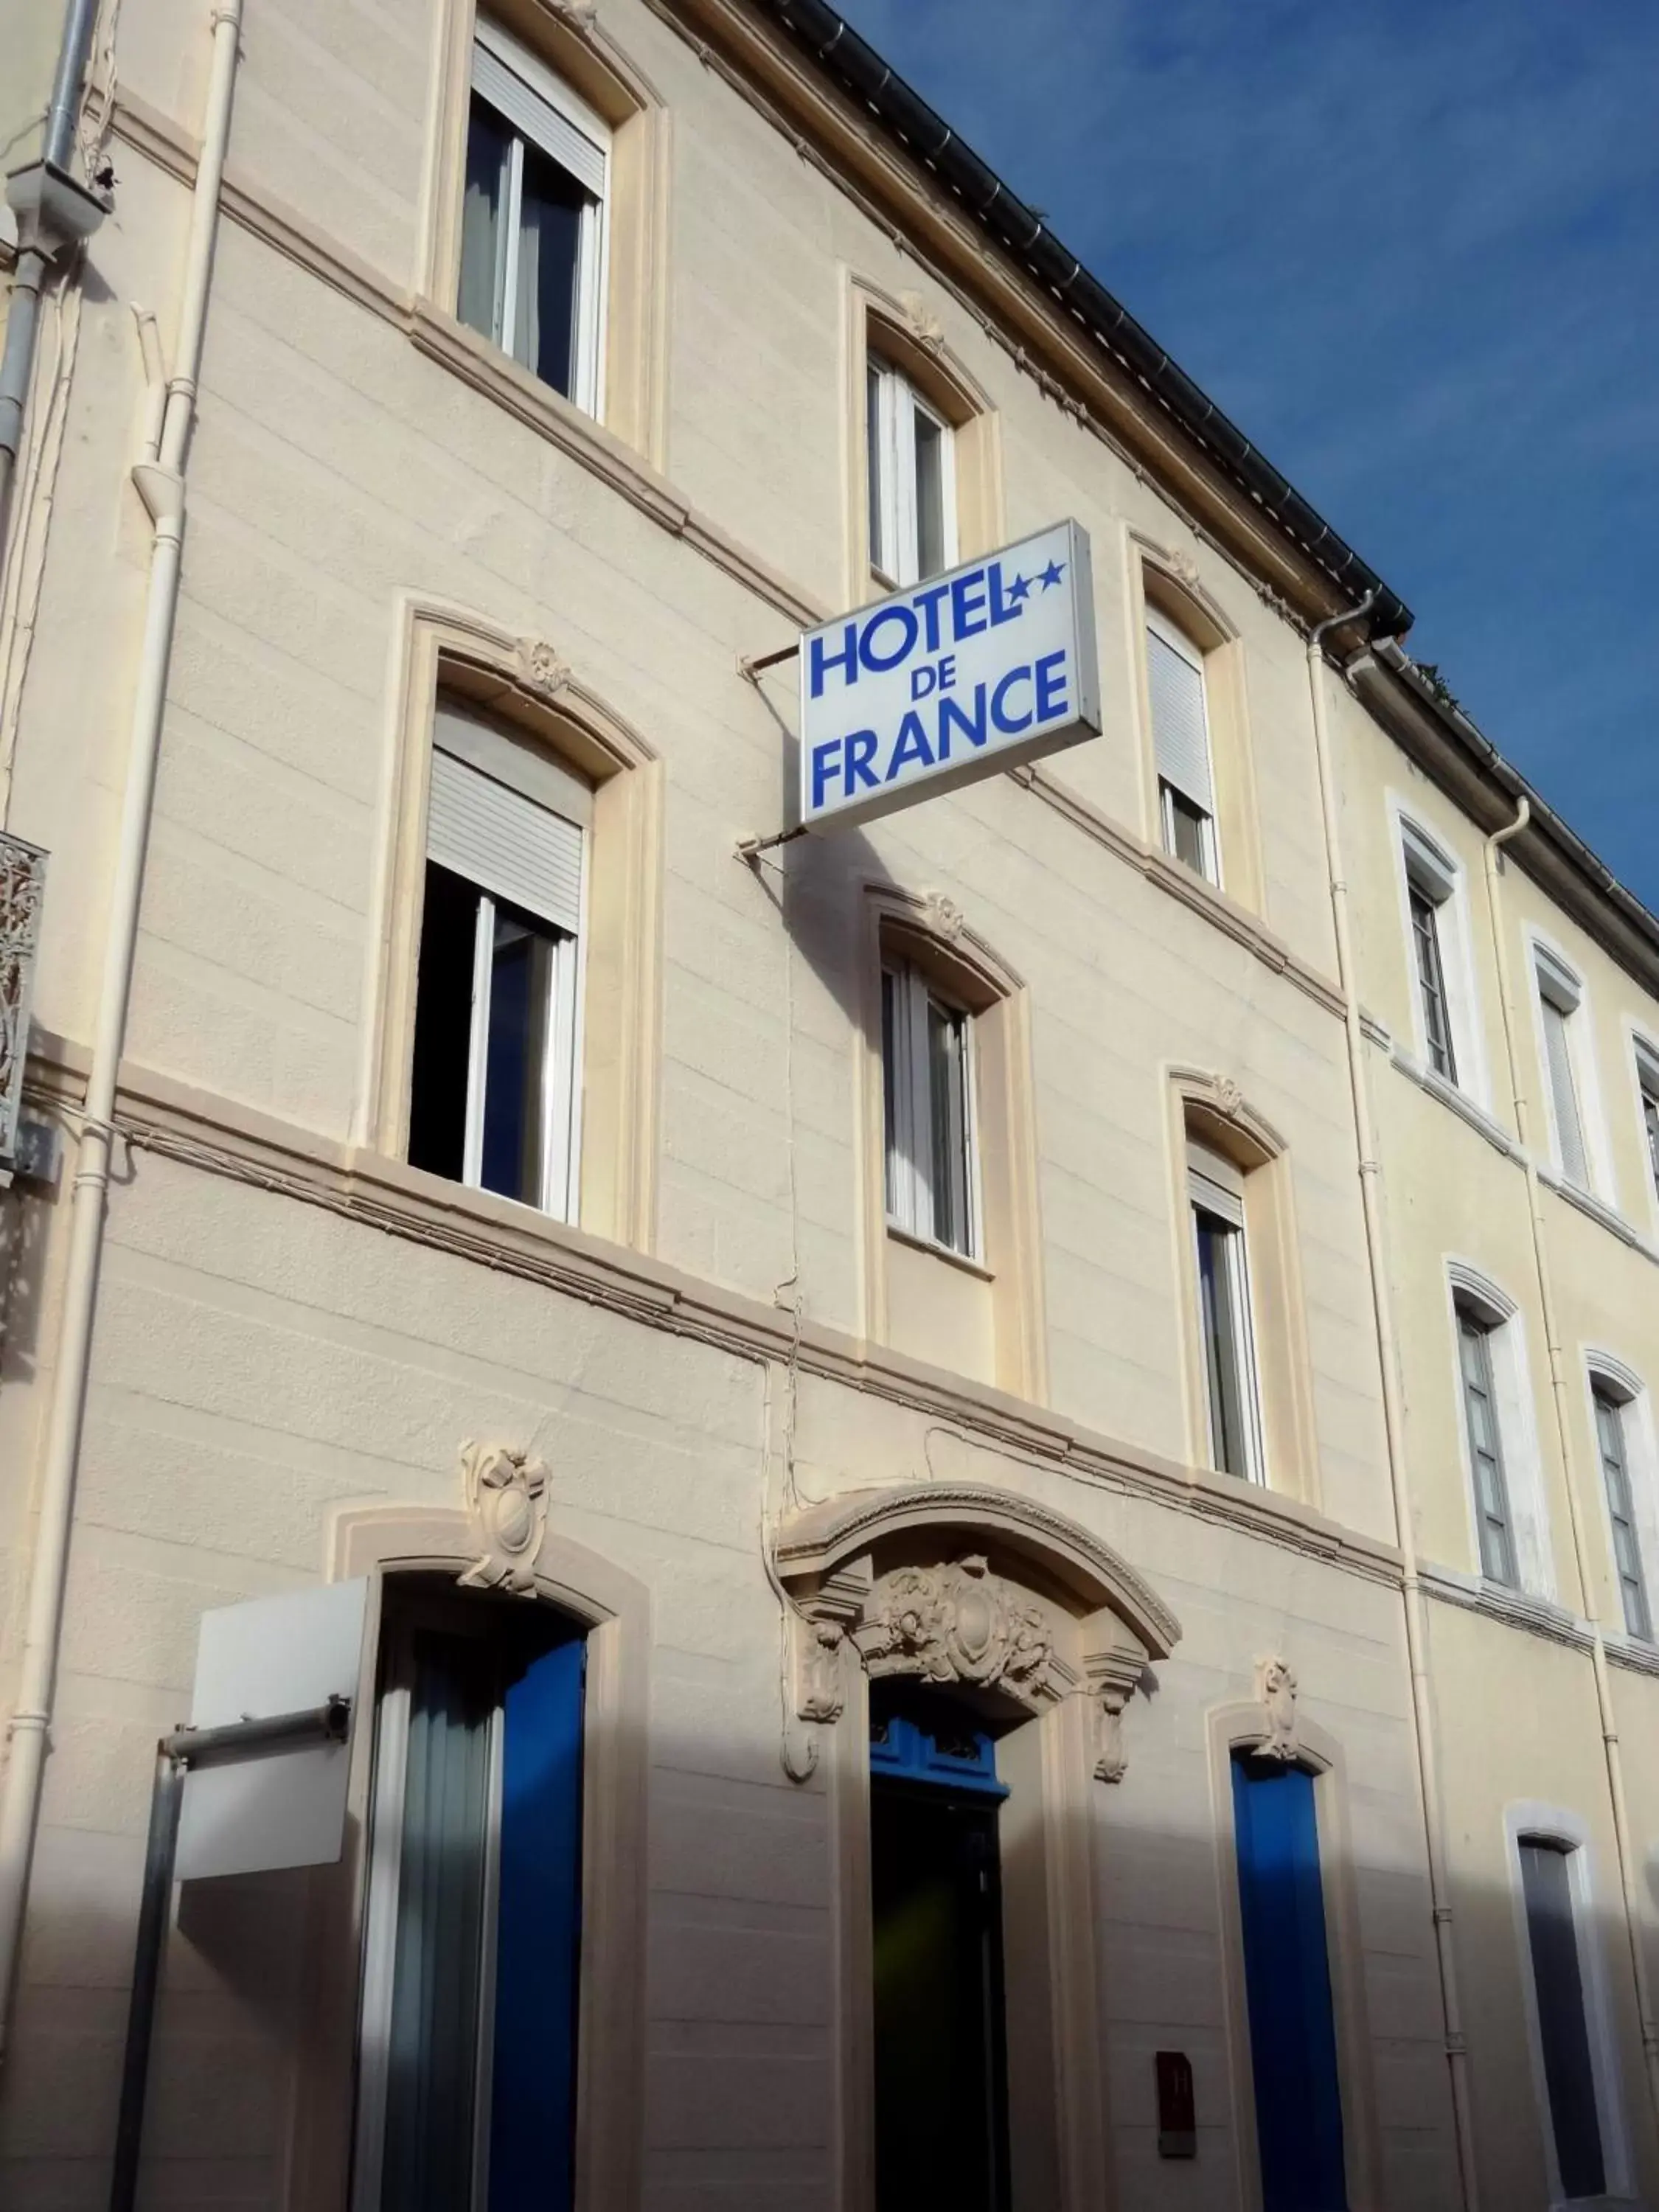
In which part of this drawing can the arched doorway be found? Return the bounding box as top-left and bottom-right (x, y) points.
(774, 1483), (1181, 2212)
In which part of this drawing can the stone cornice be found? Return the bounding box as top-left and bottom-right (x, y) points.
(25, 1040), (1406, 1588)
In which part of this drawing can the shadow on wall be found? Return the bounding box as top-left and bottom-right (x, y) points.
(0, 1686), (1646, 2212)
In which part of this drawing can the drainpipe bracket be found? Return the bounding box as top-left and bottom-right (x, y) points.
(131, 461), (183, 527)
(4, 159), (110, 257)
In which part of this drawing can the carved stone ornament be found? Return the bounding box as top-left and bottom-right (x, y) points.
(897, 290), (945, 354)
(855, 1555), (1059, 1707)
(1213, 1076), (1243, 1121)
(516, 636), (573, 700)
(923, 891), (967, 945)
(1085, 1649), (1145, 1784)
(787, 1557), (871, 1726)
(1169, 550), (1200, 588)
(0, 832), (46, 1177)
(459, 1440), (549, 1594)
(1254, 1654), (1299, 1761)
(546, 0), (597, 27)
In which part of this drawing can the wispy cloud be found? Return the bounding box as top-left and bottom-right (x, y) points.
(841, 0), (1659, 904)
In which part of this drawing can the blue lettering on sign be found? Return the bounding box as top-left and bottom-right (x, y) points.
(845, 730), (880, 790)
(938, 685), (988, 758)
(808, 553), (1071, 703)
(1034, 650), (1068, 720)
(815, 649), (1073, 807)
(950, 568), (989, 640)
(808, 622), (859, 700)
(860, 606), (918, 673)
(886, 712), (934, 781)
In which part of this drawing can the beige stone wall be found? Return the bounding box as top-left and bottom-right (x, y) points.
(0, 0), (1653, 2208)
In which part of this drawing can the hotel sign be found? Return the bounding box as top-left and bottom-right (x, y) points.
(798, 520), (1099, 833)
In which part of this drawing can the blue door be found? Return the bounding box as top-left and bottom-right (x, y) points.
(1231, 1753), (1348, 2211)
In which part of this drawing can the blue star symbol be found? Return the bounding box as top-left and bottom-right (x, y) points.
(1006, 571), (1032, 605)
(1039, 559), (1065, 590)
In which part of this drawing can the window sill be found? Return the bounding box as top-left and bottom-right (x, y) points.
(406, 298), (824, 629)
(1542, 1167), (1643, 1250)
(1389, 1046), (1513, 1155)
(1420, 1562), (1590, 1646)
(885, 1222), (995, 1282)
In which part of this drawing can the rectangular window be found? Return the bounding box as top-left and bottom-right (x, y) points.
(1231, 1754), (1348, 2212)
(1147, 607), (1218, 885)
(1188, 1140), (1263, 1481)
(408, 703), (588, 1218)
(1457, 1305), (1517, 1585)
(354, 1596), (585, 2212)
(459, 21), (608, 411)
(883, 960), (976, 1259)
(1593, 1387), (1651, 1640)
(1536, 956), (1590, 1190)
(867, 357), (955, 588)
(1518, 1837), (1606, 2201)
(1635, 1045), (1659, 1206)
(1408, 880), (1458, 1083)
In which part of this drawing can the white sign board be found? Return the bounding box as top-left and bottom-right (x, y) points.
(799, 519), (1099, 833)
(176, 1579), (369, 1882)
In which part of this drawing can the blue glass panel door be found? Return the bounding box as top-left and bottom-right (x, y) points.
(1231, 1754), (1348, 2211)
(490, 1635), (585, 2212)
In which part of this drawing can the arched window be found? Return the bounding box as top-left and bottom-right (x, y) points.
(1146, 602), (1220, 884)
(1585, 1359), (1657, 1641)
(1447, 1265), (1553, 1596)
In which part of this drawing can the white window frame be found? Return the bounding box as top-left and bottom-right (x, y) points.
(1187, 1142), (1265, 1484)
(467, 17), (610, 417)
(1445, 1262), (1554, 1599)
(1582, 1353), (1659, 1645)
(1528, 937), (1612, 1201)
(1388, 801), (1488, 1107)
(866, 355), (957, 590)
(460, 896), (582, 1217)
(1503, 1803), (1632, 2209)
(881, 958), (980, 1261)
(1624, 1026), (1659, 1233)
(1147, 604), (1220, 886)
(421, 709), (589, 1224)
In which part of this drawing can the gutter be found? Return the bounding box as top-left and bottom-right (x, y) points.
(753, 0), (1413, 641)
(1350, 641), (1659, 993)
(0, 0), (107, 568)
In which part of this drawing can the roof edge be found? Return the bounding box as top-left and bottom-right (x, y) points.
(754, 0), (1413, 641)
(1351, 644), (1659, 995)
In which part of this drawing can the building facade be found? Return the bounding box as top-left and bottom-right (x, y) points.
(0, 2), (1655, 2208)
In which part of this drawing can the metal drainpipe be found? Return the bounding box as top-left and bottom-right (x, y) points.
(1307, 594), (1481, 2208)
(0, 0), (103, 560)
(1481, 799), (1659, 2131)
(0, 0), (244, 2065)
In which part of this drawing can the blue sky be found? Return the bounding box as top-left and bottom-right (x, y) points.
(840, 0), (1659, 908)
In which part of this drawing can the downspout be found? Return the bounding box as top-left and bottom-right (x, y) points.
(0, 0), (243, 2062)
(1307, 594), (1481, 2209)
(1481, 799), (1659, 2129)
(0, 0), (105, 563)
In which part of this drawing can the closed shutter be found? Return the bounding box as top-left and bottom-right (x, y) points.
(472, 32), (606, 198)
(1147, 619), (1214, 814)
(427, 748), (583, 936)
